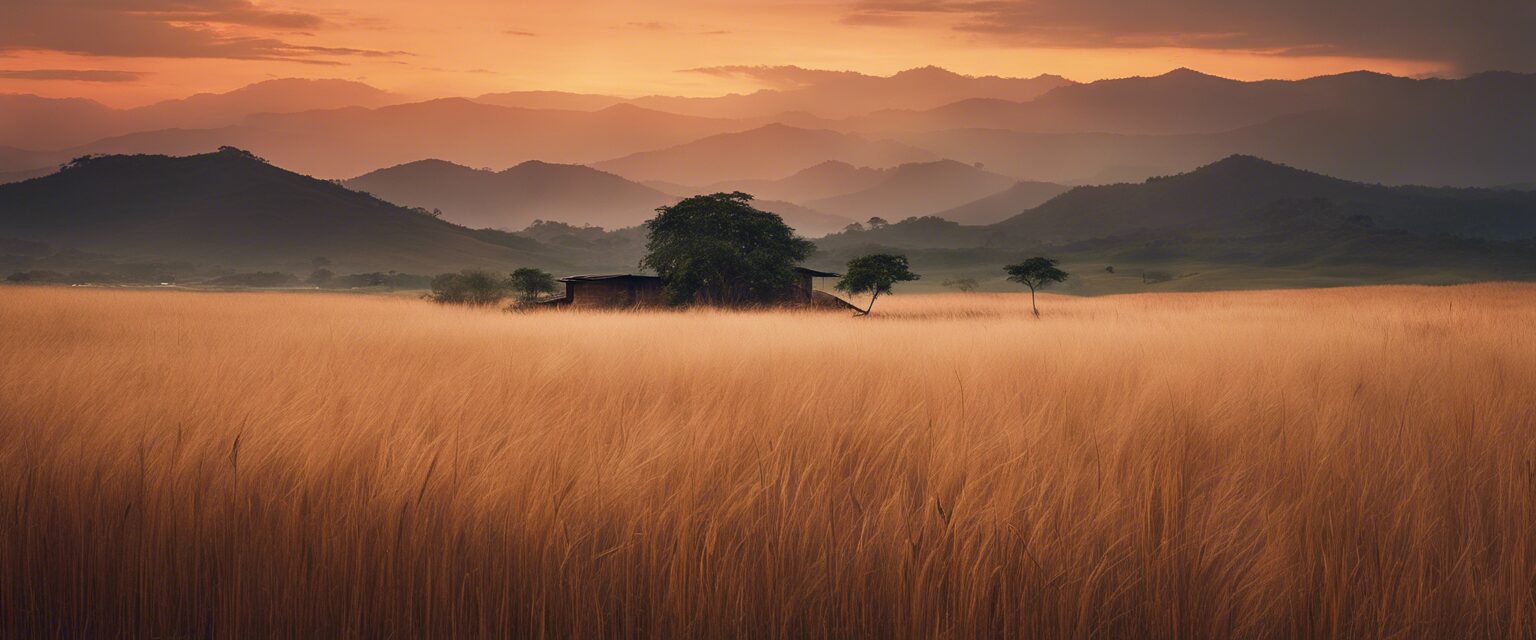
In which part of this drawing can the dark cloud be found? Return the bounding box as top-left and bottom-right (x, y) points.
(844, 0), (1536, 73)
(0, 69), (146, 82)
(0, 1), (402, 63)
(502, 30), (538, 37)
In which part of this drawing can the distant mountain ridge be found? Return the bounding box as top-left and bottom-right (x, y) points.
(4, 100), (750, 178)
(993, 155), (1536, 242)
(1, 67), (1530, 196)
(345, 159), (675, 230)
(0, 149), (563, 272)
(593, 123), (936, 185)
(805, 160), (1018, 223)
(0, 79), (401, 151)
(344, 158), (854, 236)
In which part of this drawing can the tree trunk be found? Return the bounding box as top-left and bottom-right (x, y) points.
(857, 289), (881, 316)
(1030, 286), (1039, 317)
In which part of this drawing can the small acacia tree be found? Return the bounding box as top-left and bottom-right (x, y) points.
(508, 267), (557, 303)
(641, 192), (813, 306)
(428, 270), (508, 305)
(837, 254), (919, 316)
(1004, 257), (1068, 317)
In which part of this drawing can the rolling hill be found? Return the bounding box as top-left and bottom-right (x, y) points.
(852, 70), (1536, 186)
(4, 100), (751, 179)
(0, 149), (567, 273)
(343, 159), (854, 236)
(993, 155), (1536, 242)
(593, 124), (935, 185)
(853, 69), (1536, 136)
(345, 159), (675, 230)
(931, 181), (1073, 225)
(805, 160), (1017, 222)
(0, 79), (401, 152)
(690, 160), (889, 204)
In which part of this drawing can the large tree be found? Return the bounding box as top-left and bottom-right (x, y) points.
(837, 253), (919, 316)
(641, 192), (813, 306)
(1004, 257), (1068, 317)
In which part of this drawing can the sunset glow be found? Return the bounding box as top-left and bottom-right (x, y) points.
(0, 0), (1492, 106)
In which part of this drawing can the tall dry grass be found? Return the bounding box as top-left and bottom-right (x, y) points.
(1, 285), (1535, 638)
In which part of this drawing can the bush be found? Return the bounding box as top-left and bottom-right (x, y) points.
(428, 270), (508, 305)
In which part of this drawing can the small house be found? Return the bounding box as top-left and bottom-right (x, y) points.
(550, 274), (665, 309)
(542, 267), (853, 310)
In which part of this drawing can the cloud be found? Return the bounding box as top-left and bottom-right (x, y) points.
(502, 29), (538, 37)
(0, 1), (403, 63)
(844, 0), (1536, 73)
(0, 69), (146, 82)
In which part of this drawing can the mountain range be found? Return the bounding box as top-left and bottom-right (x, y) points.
(0, 79), (399, 152)
(342, 159), (854, 236)
(0, 67), (1531, 190)
(2, 149), (1531, 293)
(592, 123), (936, 185)
(0, 149), (565, 273)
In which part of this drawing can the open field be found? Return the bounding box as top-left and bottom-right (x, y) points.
(3, 285), (1536, 638)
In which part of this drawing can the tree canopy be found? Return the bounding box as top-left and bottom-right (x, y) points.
(640, 192), (813, 306)
(837, 253), (919, 315)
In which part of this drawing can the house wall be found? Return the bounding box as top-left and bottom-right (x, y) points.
(568, 279), (665, 308)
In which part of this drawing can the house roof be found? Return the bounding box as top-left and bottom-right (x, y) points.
(559, 268), (837, 282)
(558, 274), (661, 282)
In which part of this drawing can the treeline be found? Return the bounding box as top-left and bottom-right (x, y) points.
(427, 268), (557, 306)
(5, 268), (431, 290)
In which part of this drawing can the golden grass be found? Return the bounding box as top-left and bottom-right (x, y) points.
(2, 284), (1535, 638)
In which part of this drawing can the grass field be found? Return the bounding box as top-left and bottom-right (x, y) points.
(2, 285), (1535, 638)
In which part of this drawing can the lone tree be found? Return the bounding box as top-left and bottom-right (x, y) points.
(837, 253), (919, 316)
(1004, 257), (1068, 317)
(508, 267), (557, 303)
(641, 192), (813, 306)
(428, 270), (508, 306)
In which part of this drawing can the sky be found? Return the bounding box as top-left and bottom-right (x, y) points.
(0, 0), (1530, 107)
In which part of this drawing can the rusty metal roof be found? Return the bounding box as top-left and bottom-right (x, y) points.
(558, 274), (662, 282)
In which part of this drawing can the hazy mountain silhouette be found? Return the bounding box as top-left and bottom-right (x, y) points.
(437, 67), (1072, 119)
(690, 160), (889, 203)
(472, 90), (626, 111)
(605, 67), (1074, 119)
(854, 69), (1532, 135)
(898, 91), (1536, 188)
(12, 100), (750, 178)
(993, 155), (1536, 241)
(805, 160), (1016, 222)
(0, 166), (56, 185)
(345, 159), (675, 230)
(0, 149), (565, 272)
(344, 158), (854, 236)
(0, 79), (400, 151)
(593, 124), (935, 185)
(931, 181), (1072, 225)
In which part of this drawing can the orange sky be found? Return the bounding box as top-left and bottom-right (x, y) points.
(0, 0), (1497, 107)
